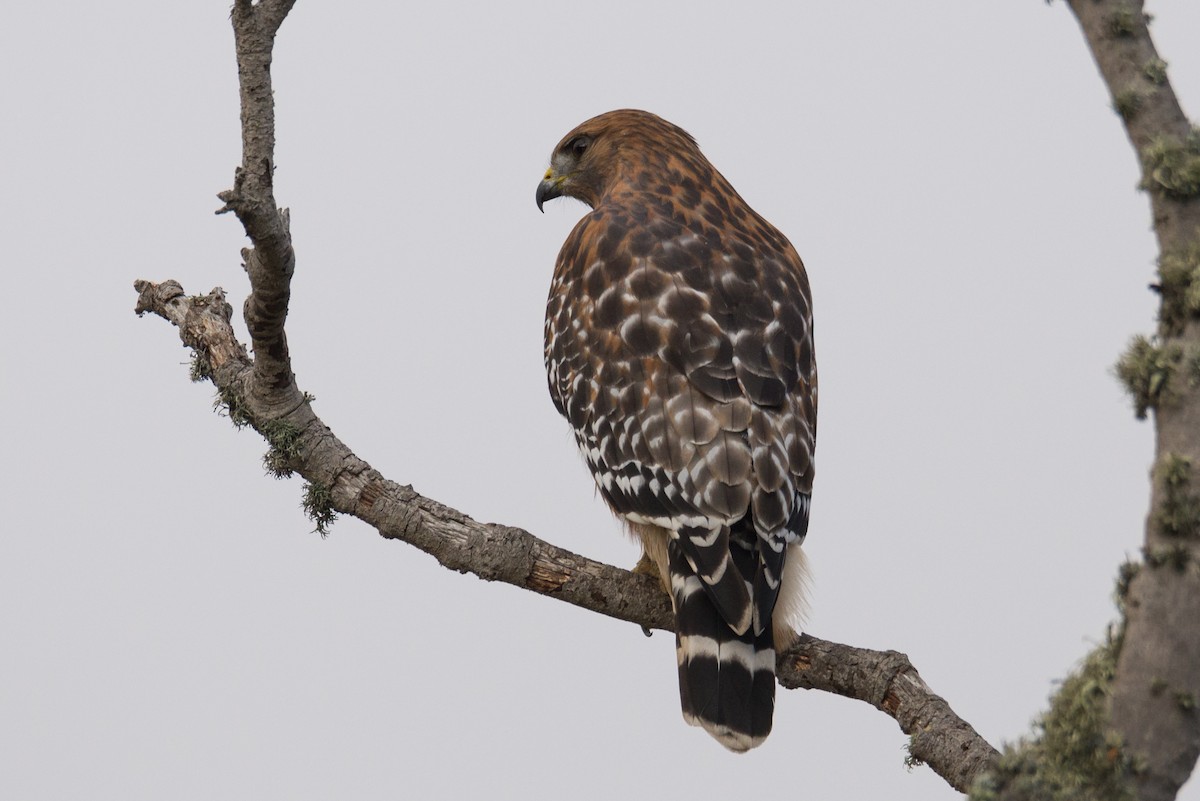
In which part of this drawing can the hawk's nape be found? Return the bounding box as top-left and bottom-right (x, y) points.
(537, 109), (816, 752)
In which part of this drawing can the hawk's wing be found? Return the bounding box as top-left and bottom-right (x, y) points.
(545, 204), (816, 633)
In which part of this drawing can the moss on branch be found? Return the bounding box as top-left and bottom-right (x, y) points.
(1153, 454), (1200, 540)
(1141, 128), (1200, 199)
(1114, 335), (1183, 418)
(302, 481), (337, 537)
(968, 631), (1133, 801)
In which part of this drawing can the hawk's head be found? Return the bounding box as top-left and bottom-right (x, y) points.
(536, 109), (699, 212)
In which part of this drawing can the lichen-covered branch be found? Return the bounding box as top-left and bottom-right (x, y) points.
(132, 2), (998, 793)
(1064, 3), (1200, 800)
(1064, 1), (1197, 247)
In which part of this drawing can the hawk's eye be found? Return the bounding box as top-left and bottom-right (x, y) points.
(568, 136), (591, 157)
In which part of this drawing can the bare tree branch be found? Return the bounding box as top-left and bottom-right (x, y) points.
(1065, 3), (1200, 800)
(132, 273), (998, 791)
(779, 636), (999, 791)
(133, 2), (998, 794)
(218, 0), (301, 411)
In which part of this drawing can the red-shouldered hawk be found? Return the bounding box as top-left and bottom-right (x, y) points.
(537, 109), (816, 752)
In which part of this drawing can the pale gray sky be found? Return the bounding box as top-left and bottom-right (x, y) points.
(2, 2), (1198, 799)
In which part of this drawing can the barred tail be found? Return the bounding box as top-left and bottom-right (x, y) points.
(669, 538), (777, 752)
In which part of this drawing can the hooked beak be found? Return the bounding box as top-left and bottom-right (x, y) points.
(536, 169), (565, 212)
